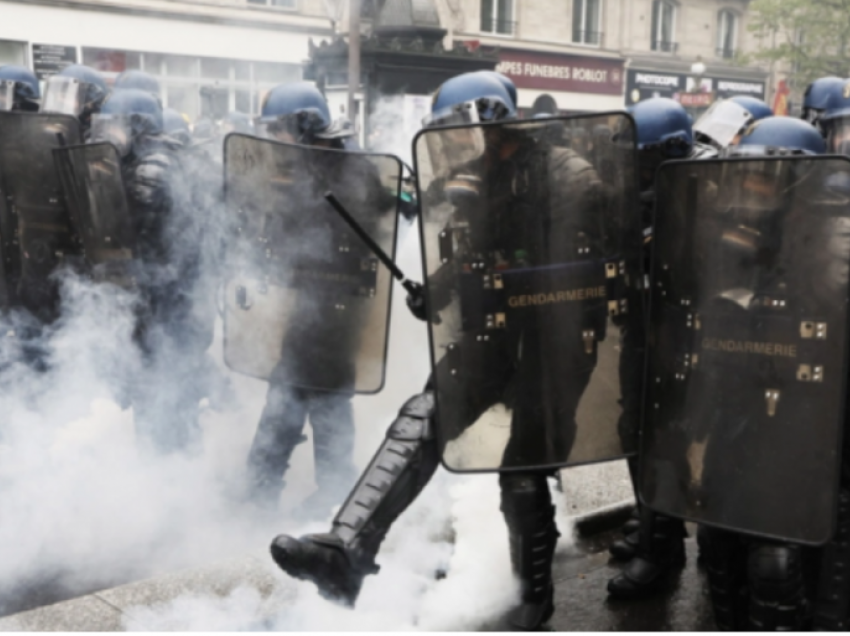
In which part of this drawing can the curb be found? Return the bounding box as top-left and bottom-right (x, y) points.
(573, 500), (634, 537)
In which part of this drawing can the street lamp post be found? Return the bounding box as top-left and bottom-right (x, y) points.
(347, 0), (361, 126)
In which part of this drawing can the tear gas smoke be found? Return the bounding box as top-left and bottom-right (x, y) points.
(0, 96), (579, 631)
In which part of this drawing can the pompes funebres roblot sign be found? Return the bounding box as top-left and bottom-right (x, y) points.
(495, 49), (624, 96)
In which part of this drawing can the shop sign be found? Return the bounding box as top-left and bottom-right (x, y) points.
(495, 48), (624, 96)
(626, 69), (765, 105)
(32, 44), (77, 79)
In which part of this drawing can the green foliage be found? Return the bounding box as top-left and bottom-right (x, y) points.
(745, 0), (850, 88)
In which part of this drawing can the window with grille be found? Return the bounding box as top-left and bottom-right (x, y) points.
(651, 0), (677, 53)
(480, 0), (515, 35)
(246, 0), (296, 8)
(572, 0), (601, 45)
(717, 10), (737, 58)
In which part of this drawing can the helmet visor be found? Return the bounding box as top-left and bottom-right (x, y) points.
(825, 118), (850, 156)
(0, 80), (14, 112)
(41, 76), (88, 116)
(89, 114), (132, 157)
(258, 110), (328, 144)
(693, 100), (754, 149)
(422, 97), (511, 129)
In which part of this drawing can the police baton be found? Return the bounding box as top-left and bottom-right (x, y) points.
(323, 191), (432, 321)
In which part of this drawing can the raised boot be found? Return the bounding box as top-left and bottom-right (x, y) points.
(606, 509), (686, 599)
(501, 473), (560, 630)
(270, 392), (440, 606)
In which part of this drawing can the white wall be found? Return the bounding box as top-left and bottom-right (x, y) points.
(0, 1), (321, 64)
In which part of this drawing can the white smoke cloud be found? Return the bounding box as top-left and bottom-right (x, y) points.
(0, 90), (586, 632)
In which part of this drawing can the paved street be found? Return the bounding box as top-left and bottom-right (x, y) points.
(0, 516), (715, 632)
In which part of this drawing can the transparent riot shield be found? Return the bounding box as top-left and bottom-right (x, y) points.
(0, 112), (82, 302)
(53, 142), (136, 268)
(640, 156), (850, 545)
(413, 113), (641, 472)
(222, 133), (400, 393)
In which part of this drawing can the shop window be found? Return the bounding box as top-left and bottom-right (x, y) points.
(81, 47), (300, 120)
(164, 54), (197, 78)
(651, 0), (677, 53)
(0, 40), (27, 66)
(254, 61), (300, 84)
(246, 0), (296, 8)
(716, 10), (737, 59)
(480, 0), (515, 36)
(166, 85), (199, 118)
(82, 48), (140, 74)
(572, 0), (602, 46)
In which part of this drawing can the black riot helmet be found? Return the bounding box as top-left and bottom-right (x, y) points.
(220, 111), (254, 136)
(424, 72), (517, 128)
(41, 65), (109, 127)
(258, 82), (347, 146)
(114, 70), (161, 98)
(163, 108), (191, 146)
(89, 88), (164, 157)
(0, 65), (40, 112)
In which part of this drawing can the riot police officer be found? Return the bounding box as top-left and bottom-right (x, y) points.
(243, 82), (374, 516)
(90, 88), (205, 453)
(0, 65), (39, 112)
(162, 108), (191, 146)
(808, 81), (850, 630)
(820, 80), (850, 155)
(694, 95), (773, 151)
(606, 97), (694, 599)
(801, 76), (846, 135)
(656, 116), (832, 631)
(114, 69), (161, 98)
(268, 72), (616, 630)
(219, 111), (253, 136)
(0, 66), (84, 346)
(40, 64), (109, 135)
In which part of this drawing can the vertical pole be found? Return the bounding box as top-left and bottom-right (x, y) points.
(347, 0), (361, 126)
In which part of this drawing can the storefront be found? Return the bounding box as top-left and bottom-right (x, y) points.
(625, 68), (767, 117)
(493, 48), (625, 115)
(0, 1), (330, 120)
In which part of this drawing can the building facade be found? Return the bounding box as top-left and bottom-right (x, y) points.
(0, 0), (334, 120)
(1, 0), (776, 122)
(443, 0), (770, 115)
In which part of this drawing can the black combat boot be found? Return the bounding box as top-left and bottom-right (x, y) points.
(623, 506), (641, 535)
(813, 488), (850, 631)
(271, 392), (441, 607)
(747, 541), (812, 631)
(271, 531), (380, 606)
(702, 527), (748, 631)
(606, 510), (686, 599)
(501, 473), (560, 630)
(609, 529), (639, 561)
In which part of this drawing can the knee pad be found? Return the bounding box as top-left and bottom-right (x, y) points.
(748, 542), (804, 600)
(388, 391), (435, 441)
(747, 541), (810, 631)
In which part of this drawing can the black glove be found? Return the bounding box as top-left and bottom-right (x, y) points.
(405, 281), (428, 321)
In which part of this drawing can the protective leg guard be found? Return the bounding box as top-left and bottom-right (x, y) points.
(609, 530), (639, 561)
(814, 489), (850, 630)
(500, 472), (559, 631)
(747, 541), (811, 631)
(270, 391), (440, 606)
(606, 509), (686, 599)
(702, 527), (748, 631)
